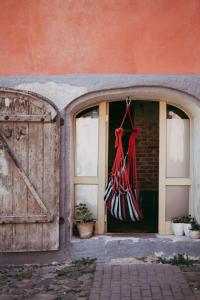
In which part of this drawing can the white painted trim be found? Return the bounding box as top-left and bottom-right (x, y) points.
(165, 178), (192, 186)
(159, 101), (166, 234)
(98, 102), (107, 234)
(74, 177), (99, 185)
(189, 115), (193, 214)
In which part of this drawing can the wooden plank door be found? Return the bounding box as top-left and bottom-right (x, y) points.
(0, 90), (60, 251)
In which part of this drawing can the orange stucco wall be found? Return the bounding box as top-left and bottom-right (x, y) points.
(0, 0), (200, 75)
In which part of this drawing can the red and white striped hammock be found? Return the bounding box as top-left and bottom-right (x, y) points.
(104, 101), (143, 222)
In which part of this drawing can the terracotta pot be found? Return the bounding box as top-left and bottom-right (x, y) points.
(183, 223), (192, 237)
(172, 223), (184, 236)
(77, 222), (94, 239)
(189, 230), (200, 239)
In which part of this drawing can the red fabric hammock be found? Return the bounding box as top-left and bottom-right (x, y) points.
(104, 102), (143, 221)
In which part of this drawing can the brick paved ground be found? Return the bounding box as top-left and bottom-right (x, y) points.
(89, 264), (199, 300)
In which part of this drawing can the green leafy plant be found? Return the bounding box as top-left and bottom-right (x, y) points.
(190, 220), (200, 231)
(171, 254), (193, 266)
(156, 254), (194, 266)
(183, 214), (194, 224)
(171, 216), (184, 223)
(72, 257), (97, 266)
(75, 203), (94, 223)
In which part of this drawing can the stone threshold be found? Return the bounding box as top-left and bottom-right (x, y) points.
(70, 234), (200, 262)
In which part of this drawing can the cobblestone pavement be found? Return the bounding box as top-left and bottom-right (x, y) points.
(89, 264), (200, 300)
(0, 261), (95, 300)
(0, 260), (199, 300)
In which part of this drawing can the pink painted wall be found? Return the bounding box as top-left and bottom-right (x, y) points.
(0, 0), (200, 75)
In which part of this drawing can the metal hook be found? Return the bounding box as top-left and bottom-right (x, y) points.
(126, 96), (132, 106)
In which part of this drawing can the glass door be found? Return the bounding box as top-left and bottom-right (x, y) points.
(159, 102), (191, 234)
(74, 102), (108, 234)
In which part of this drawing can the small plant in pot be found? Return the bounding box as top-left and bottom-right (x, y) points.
(189, 221), (200, 239)
(171, 216), (184, 236)
(74, 203), (95, 239)
(183, 215), (194, 237)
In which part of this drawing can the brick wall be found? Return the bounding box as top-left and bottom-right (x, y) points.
(134, 102), (159, 191)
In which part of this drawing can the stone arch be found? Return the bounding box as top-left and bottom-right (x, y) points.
(65, 86), (200, 236)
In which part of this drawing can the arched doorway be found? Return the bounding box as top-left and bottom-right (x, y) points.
(65, 86), (200, 237)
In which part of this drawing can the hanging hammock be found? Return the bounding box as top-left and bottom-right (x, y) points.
(104, 99), (143, 222)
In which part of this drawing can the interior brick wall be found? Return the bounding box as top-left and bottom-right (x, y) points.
(134, 102), (159, 191)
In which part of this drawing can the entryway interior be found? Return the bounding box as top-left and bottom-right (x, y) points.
(107, 101), (159, 233)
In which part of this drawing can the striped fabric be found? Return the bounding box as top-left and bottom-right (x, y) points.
(104, 163), (141, 222)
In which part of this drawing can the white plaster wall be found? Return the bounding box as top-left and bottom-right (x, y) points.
(14, 81), (88, 110)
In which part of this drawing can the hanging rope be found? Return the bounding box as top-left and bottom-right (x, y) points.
(104, 98), (143, 221)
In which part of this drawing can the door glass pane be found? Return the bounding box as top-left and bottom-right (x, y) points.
(75, 185), (98, 219)
(165, 186), (189, 221)
(166, 105), (190, 178)
(76, 107), (99, 176)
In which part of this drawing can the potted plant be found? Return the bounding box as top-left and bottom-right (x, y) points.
(171, 216), (184, 236)
(183, 215), (194, 237)
(189, 221), (200, 239)
(74, 203), (95, 239)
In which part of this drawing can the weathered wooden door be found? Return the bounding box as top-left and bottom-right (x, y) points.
(0, 89), (60, 251)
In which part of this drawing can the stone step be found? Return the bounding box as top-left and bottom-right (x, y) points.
(70, 234), (200, 262)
